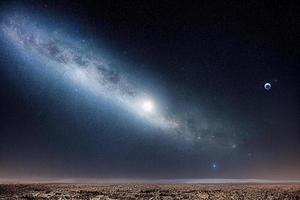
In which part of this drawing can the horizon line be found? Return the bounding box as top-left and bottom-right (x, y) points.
(1, 178), (300, 184)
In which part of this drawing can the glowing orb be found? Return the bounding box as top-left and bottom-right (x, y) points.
(264, 82), (271, 90)
(142, 100), (154, 113)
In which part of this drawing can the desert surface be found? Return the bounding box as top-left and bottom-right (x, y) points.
(0, 183), (299, 199)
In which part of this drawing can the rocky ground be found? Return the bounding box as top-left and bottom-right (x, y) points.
(0, 183), (299, 199)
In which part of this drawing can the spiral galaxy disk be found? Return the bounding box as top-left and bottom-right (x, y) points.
(1, 13), (179, 131)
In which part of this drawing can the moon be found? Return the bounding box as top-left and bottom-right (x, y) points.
(264, 83), (271, 90)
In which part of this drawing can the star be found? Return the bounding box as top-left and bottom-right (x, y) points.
(212, 163), (217, 169)
(142, 100), (154, 113)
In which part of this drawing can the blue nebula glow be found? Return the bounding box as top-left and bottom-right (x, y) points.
(0, 10), (240, 148)
(1, 12), (179, 131)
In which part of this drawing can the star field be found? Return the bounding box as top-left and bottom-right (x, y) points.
(0, 1), (299, 180)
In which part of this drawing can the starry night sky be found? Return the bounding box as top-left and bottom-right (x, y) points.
(0, 1), (299, 180)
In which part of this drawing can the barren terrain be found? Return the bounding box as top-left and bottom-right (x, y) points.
(0, 183), (299, 199)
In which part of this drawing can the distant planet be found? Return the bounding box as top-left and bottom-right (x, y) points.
(264, 83), (271, 90)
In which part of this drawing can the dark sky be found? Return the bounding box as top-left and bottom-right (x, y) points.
(0, 1), (299, 180)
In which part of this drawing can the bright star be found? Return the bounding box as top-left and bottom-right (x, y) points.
(142, 100), (154, 113)
(212, 163), (217, 169)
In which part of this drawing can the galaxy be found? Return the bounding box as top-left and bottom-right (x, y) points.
(1, 12), (178, 131)
(0, 1), (299, 181)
